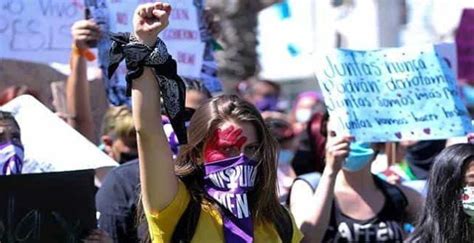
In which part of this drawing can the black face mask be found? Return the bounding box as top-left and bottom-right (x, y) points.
(119, 152), (138, 164)
(405, 140), (446, 179)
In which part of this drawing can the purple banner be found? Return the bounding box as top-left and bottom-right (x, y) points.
(456, 9), (474, 82)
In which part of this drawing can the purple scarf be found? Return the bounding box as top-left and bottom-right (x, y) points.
(0, 142), (24, 175)
(204, 154), (258, 243)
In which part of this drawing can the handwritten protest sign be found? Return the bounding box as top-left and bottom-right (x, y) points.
(0, 170), (96, 243)
(87, 0), (221, 106)
(314, 45), (473, 142)
(456, 9), (474, 81)
(0, 0), (84, 64)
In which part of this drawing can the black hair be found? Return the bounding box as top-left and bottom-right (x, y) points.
(183, 78), (212, 98)
(0, 111), (20, 130)
(407, 143), (474, 243)
(264, 117), (294, 143)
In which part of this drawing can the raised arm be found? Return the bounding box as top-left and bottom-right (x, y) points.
(66, 20), (99, 142)
(130, 2), (177, 214)
(292, 132), (351, 243)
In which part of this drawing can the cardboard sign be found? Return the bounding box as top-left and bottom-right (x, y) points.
(0, 170), (96, 243)
(0, 95), (117, 174)
(314, 45), (473, 142)
(456, 9), (474, 81)
(0, 0), (84, 64)
(87, 0), (220, 105)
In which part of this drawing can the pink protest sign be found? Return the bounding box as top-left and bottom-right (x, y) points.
(456, 9), (474, 82)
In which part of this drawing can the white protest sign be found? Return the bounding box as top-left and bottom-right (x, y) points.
(1, 95), (117, 174)
(314, 44), (473, 142)
(0, 0), (84, 64)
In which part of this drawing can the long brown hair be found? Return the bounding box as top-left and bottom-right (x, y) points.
(138, 95), (285, 241)
(175, 94), (282, 223)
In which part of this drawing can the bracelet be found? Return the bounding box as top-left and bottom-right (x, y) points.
(71, 44), (96, 61)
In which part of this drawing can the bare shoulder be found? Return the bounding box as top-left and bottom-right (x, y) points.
(290, 179), (315, 206)
(291, 179), (315, 196)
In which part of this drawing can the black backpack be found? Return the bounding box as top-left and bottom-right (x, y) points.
(170, 198), (294, 243)
(372, 175), (408, 214)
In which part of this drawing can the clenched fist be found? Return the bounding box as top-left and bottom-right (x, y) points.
(133, 2), (172, 47)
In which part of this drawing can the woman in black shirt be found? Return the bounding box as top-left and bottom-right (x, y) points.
(290, 126), (423, 243)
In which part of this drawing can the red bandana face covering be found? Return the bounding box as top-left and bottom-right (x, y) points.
(203, 126), (256, 243)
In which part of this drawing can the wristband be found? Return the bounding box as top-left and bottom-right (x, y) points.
(71, 44), (96, 61)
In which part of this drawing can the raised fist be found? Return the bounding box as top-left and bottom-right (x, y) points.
(133, 2), (171, 47)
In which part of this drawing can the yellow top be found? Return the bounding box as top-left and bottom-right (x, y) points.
(145, 181), (303, 243)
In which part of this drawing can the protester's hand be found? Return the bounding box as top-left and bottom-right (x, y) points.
(82, 229), (112, 243)
(324, 130), (352, 174)
(71, 20), (101, 49)
(133, 2), (171, 47)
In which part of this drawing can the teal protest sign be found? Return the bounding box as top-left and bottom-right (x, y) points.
(314, 45), (473, 142)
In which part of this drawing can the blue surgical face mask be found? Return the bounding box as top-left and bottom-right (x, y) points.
(343, 142), (374, 172)
(278, 149), (295, 166)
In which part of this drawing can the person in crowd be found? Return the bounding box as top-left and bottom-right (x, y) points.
(407, 143), (474, 243)
(99, 106), (138, 164)
(183, 78), (212, 109)
(122, 2), (302, 242)
(244, 78), (283, 112)
(0, 111), (24, 175)
(67, 18), (100, 142)
(289, 91), (324, 135)
(288, 92), (325, 176)
(290, 121), (423, 242)
(376, 140), (447, 189)
(67, 18), (139, 164)
(96, 78), (211, 243)
(404, 140), (447, 180)
(264, 116), (298, 204)
(292, 111), (329, 176)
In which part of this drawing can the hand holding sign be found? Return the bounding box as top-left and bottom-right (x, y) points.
(324, 128), (352, 175)
(71, 20), (102, 49)
(133, 2), (171, 47)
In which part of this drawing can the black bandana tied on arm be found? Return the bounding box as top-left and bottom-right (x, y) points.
(107, 32), (187, 145)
